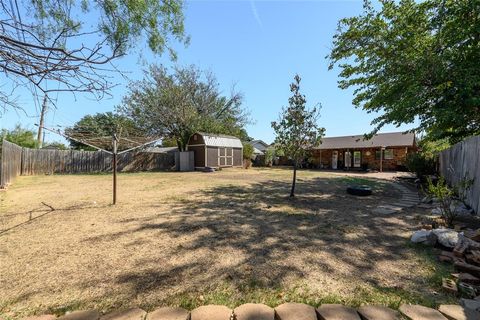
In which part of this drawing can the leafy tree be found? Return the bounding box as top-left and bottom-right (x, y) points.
(0, 0), (187, 113)
(65, 112), (140, 151)
(271, 75), (325, 197)
(242, 142), (254, 160)
(329, 0), (480, 143)
(264, 147), (276, 167)
(161, 137), (178, 148)
(418, 137), (450, 160)
(119, 64), (250, 151)
(0, 124), (37, 148)
(43, 142), (68, 150)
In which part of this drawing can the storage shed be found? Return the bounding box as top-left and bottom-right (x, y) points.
(187, 132), (243, 169)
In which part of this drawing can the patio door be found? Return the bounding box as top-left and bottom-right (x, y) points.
(345, 151), (351, 168)
(332, 151), (338, 169)
(353, 151), (361, 168)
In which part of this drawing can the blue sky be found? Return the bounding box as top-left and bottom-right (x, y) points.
(0, 0), (417, 144)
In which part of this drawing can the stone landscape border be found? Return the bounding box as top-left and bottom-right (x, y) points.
(21, 302), (480, 320)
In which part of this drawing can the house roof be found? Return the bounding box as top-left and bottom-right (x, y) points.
(196, 132), (243, 148)
(315, 132), (416, 150)
(249, 140), (269, 149)
(253, 147), (264, 155)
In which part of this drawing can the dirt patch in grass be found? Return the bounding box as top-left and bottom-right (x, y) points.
(0, 168), (455, 318)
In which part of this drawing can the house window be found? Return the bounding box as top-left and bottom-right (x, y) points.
(384, 149), (394, 159)
(375, 149), (394, 160)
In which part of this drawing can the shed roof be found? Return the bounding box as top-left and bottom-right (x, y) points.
(315, 132), (415, 150)
(195, 132), (243, 148)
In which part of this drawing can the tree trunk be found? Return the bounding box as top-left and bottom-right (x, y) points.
(176, 140), (184, 152)
(290, 161), (297, 197)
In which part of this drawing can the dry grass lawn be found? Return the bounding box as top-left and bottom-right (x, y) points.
(0, 168), (454, 319)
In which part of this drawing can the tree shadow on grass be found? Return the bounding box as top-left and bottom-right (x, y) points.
(78, 177), (452, 309)
(3, 175), (454, 318)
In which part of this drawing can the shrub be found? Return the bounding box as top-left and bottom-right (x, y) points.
(242, 142), (254, 160)
(406, 153), (436, 178)
(427, 175), (474, 227)
(264, 148), (276, 167)
(427, 176), (455, 226)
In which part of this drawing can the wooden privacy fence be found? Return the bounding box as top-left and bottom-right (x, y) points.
(439, 135), (480, 215)
(0, 140), (175, 188)
(0, 140), (23, 188)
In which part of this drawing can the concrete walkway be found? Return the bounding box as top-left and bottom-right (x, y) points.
(373, 181), (421, 215)
(319, 170), (416, 181)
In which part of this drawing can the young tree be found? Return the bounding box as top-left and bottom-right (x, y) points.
(119, 64), (250, 151)
(329, 0), (480, 143)
(0, 0), (187, 113)
(271, 75), (325, 197)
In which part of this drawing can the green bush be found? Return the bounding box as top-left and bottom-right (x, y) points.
(242, 142), (254, 160)
(427, 176), (455, 226)
(427, 175), (474, 227)
(264, 148), (276, 167)
(406, 153), (436, 178)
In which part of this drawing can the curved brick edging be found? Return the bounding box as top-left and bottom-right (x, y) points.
(21, 302), (480, 320)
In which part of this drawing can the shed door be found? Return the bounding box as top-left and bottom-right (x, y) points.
(218, 147), (233, 167)
(226, 148), (233, 166)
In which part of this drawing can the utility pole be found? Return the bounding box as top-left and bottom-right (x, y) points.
(37, 95), (48, 148)
(112, 133), (118, 205)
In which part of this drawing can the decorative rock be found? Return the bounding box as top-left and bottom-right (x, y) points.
(146, 307), (189, 320)
(23, 315), (57, 320)
(357, 305), (399, 320)
(373, 205), (403, 215)
(411, 230), (432, 243)
(460, 299), (480, 312)
(274, 303), (316, 320)
(101, 309), (146, 320)
(432, 229), (459, 248)
(438, 304), (480, 320)
(234, 303), (274, 320)
(190, 305), (232, 320)
(58, 310), (100, 320)
(317, 304), (360, 320)
(399, 305), (447, 320)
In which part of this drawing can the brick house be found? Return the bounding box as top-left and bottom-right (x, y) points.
(311, 132), (417, 171)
